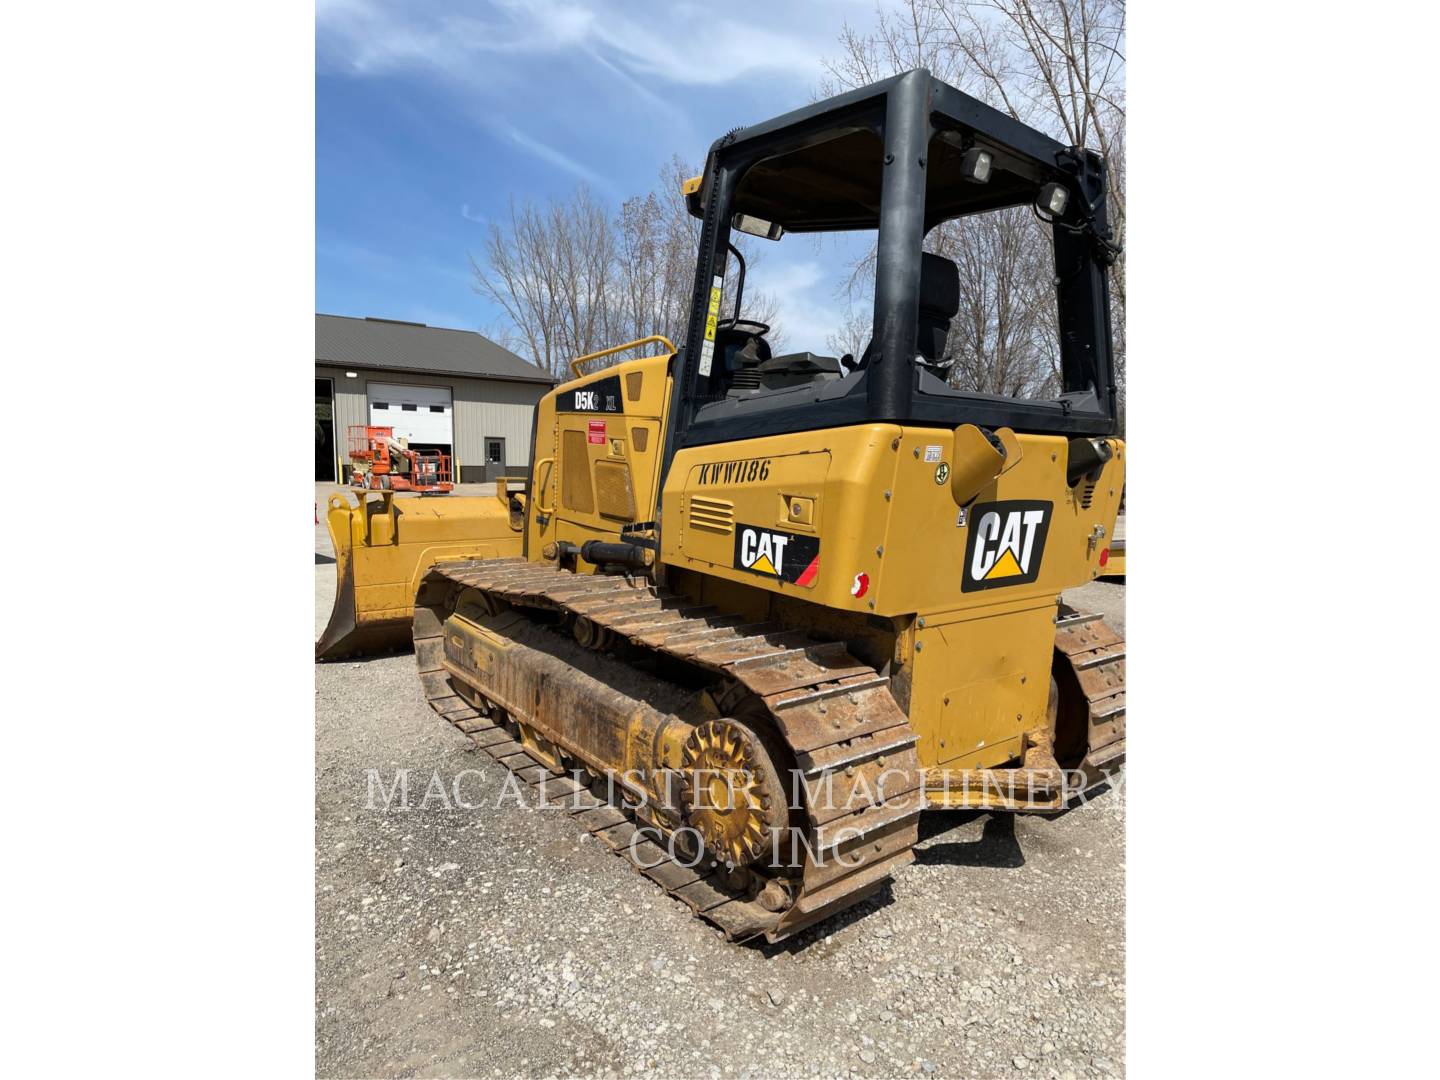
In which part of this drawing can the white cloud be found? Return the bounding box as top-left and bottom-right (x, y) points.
(569, 4), (826, 87)
(503, 124), (608, 186)
(316, 2), (850, 188)
(581, 45), (689, 123)
(317, 0), (824, 88)
(750, 256), (845, 352)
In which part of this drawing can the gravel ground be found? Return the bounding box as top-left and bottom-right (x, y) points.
(315, 501), (1125, 1079)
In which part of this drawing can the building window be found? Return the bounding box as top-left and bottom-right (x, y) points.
(486, 438), (504, 464)
(402, 403), (417, 412)
(429, 405), (444, 413)
(373, 402), (388, 410)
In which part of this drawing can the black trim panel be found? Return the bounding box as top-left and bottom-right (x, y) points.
(555, 374), (624, 414)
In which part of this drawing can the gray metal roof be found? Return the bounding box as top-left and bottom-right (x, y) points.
(316, 314), (553, 384)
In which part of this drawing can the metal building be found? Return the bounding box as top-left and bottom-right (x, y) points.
(315, 314), (553, 483)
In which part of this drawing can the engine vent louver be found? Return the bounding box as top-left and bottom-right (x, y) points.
(688, 495), (735, 534)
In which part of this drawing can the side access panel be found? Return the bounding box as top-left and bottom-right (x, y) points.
(661, 424), (902, 611)
(908, 600), (1058, 770)
(669, 451), (829, 587)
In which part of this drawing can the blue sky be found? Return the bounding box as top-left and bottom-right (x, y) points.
(316, 0), (879, 352)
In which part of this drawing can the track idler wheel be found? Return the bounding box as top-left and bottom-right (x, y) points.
(680, 718), (788, 868)
(571, 615), (613, 652)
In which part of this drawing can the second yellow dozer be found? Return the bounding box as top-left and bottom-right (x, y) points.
(321, 69), (1126, 944)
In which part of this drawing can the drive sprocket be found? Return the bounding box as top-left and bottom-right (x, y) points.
(680, 718), (788, 868)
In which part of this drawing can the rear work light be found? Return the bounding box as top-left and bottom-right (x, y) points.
(960, 146), (992, 183)
(1037, 181), (1069, 217)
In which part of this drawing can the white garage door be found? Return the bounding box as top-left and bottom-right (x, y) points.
(367, 382), (453, 446)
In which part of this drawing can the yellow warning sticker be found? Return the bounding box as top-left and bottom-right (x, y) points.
(699, 274), (725, 371)
(704, 285), (722, 341)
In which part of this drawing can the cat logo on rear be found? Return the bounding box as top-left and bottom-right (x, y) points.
(961, 500), (1052, 591)
(733, 524), (820, 587)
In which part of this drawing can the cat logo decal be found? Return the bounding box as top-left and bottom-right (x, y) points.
(962, 500), (1052, 591)
(733, 524), (820, 587)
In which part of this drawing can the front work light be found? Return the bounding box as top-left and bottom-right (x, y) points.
(1037, 182), (1068, 217)
(960, 146), (992, 183)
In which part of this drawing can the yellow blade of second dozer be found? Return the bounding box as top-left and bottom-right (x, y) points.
(316, 487), (526, 660)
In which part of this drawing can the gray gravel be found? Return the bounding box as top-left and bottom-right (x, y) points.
(315, 497), (1125, 1078)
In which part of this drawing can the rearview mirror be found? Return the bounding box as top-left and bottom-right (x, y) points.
(732, 214), (784, 241)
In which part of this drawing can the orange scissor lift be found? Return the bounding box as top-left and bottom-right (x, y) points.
(347, 425), (454, 493)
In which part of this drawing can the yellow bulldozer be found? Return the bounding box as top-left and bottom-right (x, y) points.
(318, 69), (1125, 944)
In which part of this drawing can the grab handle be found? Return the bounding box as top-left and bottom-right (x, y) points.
(570, 335), (676, 379)
(534, 457), (556, 514)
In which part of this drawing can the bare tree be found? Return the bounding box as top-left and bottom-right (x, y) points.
(826, 303), (872, 363)
(471, 187), (617, 379)
(822, 0), (1125, 421)
(613, 157), (708, 348)
(474, 157), (783, 377)
(935, 205), (1061, 397)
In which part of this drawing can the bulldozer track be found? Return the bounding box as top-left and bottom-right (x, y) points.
(1054, 608), (1127, 775)
(412, 558), (924, 945)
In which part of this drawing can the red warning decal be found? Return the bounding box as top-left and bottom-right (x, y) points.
(794, 554), (820, 588)
(587, 419), (606, 445)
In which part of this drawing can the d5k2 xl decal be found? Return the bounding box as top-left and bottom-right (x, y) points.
(962, 500), (1052, 591)
(733, 524), (820, 587)
(555, 373), (623, 414)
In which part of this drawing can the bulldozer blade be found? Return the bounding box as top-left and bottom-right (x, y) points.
(315, 489), (525, 660)
(314, 556), (412, 659)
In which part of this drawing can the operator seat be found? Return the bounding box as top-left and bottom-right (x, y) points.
(855, 252), (960, 370)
